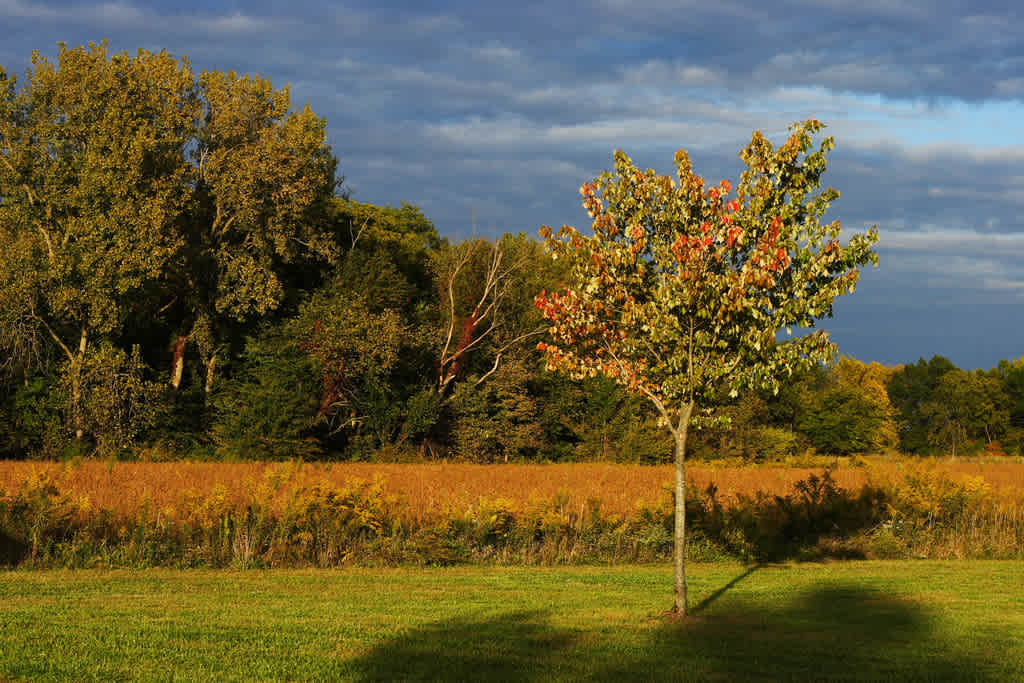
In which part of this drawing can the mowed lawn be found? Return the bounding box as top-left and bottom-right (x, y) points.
(2, 562), (1022, 681)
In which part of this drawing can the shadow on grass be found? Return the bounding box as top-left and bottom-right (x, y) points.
(692, 563), (762, 613)
(350, 610), (576, 682)
(349, 572), (1009, 682)
(0, 529), (29, 566)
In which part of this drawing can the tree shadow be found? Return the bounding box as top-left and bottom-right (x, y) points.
(346, 579), (1014, 682)
(0, 529), (29, 566)
(348, 610), (577, 682)
(692, 563), (762, 613)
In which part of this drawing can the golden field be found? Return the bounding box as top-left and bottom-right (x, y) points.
(2, 457), (1022, 519)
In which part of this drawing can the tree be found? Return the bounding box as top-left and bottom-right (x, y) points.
(211, 328), (323, 460)
(434, 235), (552, 402)
(300, 200), (443, 454)
(993, 358), (1024, 453)
(212, 200), (445, 459)
(448, 357), (543, 462)
(0, 43), (198, 440)
(797, 384), (885, 456)
(886, 356), (957, 454)
(829, 356), (899, 451)
(0, 42), (340, 450)
(796, 357), (898, 456)
(536, 120), (878, 616)
(432, 234), (566, 459)
(921, 369), (1009, 458)
(168, 67), (338, 396)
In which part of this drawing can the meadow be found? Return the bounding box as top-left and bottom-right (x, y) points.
(2, 561), (1023, 681)
(2, 457), (1022, 568)
(3, 457), (1024, 518)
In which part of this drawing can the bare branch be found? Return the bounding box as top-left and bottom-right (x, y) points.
(33, 314), (74, 363)
(437, 238), (537, 398)
(438, 243), (475, 391)
(349, 215), (371, 250)
(156, 297), (178, 316)
(471, 327), (546, 390)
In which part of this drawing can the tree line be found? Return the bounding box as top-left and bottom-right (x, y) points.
(1, 43), (1021, 462)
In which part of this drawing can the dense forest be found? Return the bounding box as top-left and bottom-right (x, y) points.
(2, 44), (1023, 463)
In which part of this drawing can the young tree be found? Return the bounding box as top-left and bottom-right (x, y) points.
(536, 120), (878, 616)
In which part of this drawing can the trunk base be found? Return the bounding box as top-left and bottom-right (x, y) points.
(661, 607), (701, 622)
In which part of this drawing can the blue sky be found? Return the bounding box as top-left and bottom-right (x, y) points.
(2, 0), (1023, 369)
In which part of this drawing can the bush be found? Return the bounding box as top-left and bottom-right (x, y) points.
(755, 426), (799, 460)
(211, 335), (322, 460)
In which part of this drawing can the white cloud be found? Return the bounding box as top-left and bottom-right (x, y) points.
(470, 44), (521, 62)
(199, 11), (270, 35)
(995, 78), (1024, 97)
(620, 60), (725, 87)
(0, 0), (63, 20)
(879, 229), (1024, 297)
(0, 1), (272, 37)
(883, 229), (1024, 254)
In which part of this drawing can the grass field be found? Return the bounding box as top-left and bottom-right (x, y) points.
(2, 561), (1023, 681)
(3, 457), (1023, 518)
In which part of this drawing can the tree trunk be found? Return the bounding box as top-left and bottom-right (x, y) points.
(72, 328), (88, 440)
(204, 351), (217, 395)
(170, 334), (188, 389)
(673, 401), (694, 616)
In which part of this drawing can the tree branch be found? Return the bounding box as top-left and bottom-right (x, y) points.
(349, 215), (371, 250)
(471, 327), (546, 389)
(33, 314), (74, 364)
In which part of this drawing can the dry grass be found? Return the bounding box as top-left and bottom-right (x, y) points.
(1, 457), (1022, 520)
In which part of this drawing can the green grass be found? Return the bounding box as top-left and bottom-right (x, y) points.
(2, 561), (1022, 681)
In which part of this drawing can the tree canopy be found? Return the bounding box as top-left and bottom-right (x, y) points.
(3, 43), (1021, 466)
(0, 41), (338, 446)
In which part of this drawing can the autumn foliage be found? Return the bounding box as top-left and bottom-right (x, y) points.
(536, 120), (880, 614)
(537, 120), (879, 412)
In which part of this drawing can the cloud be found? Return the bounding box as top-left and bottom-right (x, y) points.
(4, 0), (1024, 369)
(198, 11), (270, 35)
(0, 0), (64, 20)
(883, 230), (1024, 254)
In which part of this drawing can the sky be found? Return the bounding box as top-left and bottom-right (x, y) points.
(2, 0), (1023, 370)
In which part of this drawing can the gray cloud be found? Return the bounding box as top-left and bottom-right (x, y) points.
(2, 0), (1023, 368)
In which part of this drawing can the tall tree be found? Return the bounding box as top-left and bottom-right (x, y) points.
(536, 120), (878, 616)
(170, 68), (338, 395)
(0, 42), (341, 449)
(0, 42), (198, 439)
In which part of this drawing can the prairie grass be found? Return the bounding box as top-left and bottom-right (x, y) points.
(1, 456), (1022, 519)
(1, 457), (1022, 568)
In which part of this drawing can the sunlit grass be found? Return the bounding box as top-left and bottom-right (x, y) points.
(2, 457), (1022, 520)
(2, 561), (1022, 681)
